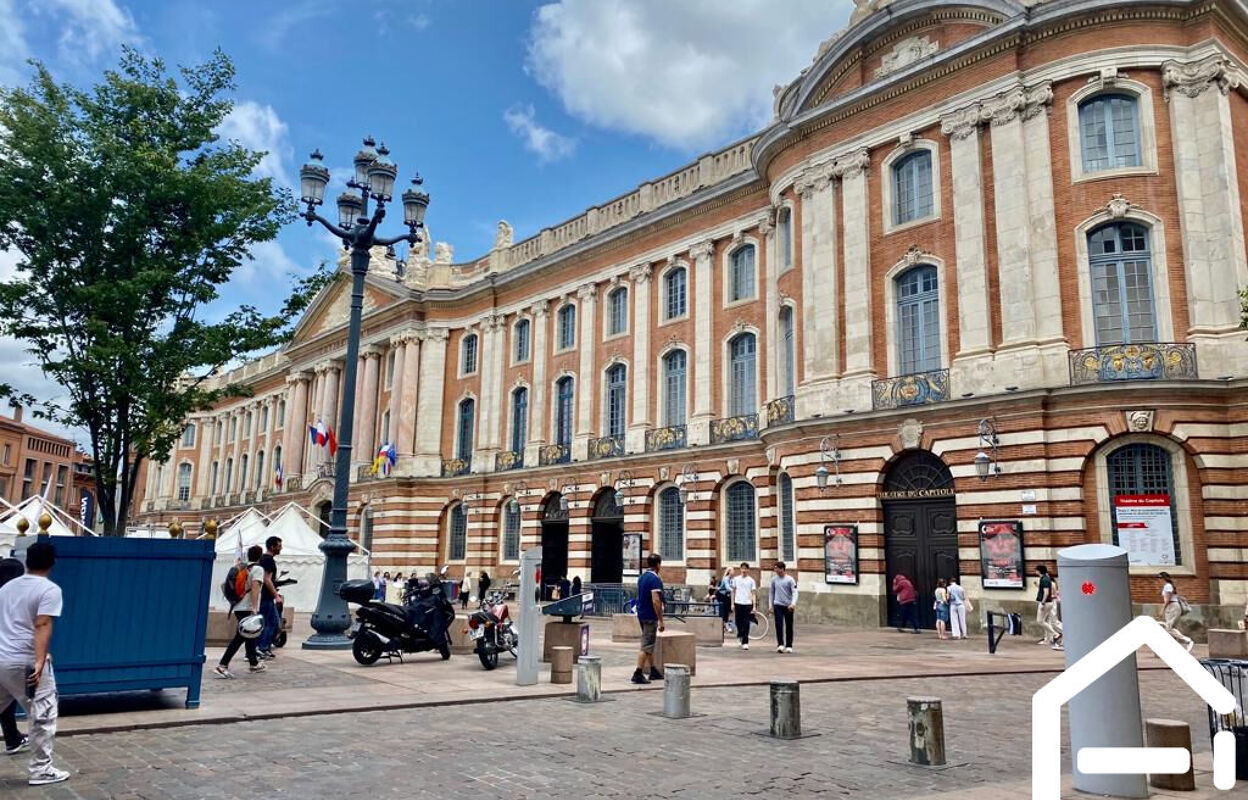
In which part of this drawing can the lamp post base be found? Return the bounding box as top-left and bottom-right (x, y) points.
(302, 633), (353, 650)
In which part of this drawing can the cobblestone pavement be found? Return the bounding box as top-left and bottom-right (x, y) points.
(3, 670), (1214, 799)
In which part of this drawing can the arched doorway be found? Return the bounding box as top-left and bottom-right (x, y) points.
(316, 500), (332, 537)
(590, 489), (624, 584)
(540, 493), (569, 600)
(882, 451), (958, 630)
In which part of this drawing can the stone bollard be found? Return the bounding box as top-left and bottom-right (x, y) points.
(577, 655), (602, 702)
(662, 664), (691, 719)
(907, 697), (947, 767)
(550, 646), (573, 685)
(1146, 718), (1196, 791)
(769, 680), (801, 739)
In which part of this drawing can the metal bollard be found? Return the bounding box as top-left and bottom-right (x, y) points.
(907, 697), (946, 766)
(577, 655), (602, 702)
(550, 646), (573, 684)
(662, 663), (691, 719)
(769, 679), (801, 739)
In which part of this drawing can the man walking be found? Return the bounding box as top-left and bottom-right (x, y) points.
(632, 553), (665, 685)
(893, 573), (920, 634)
(0, 541), (69, 785)
(1035, 565), (1063, 650)
(733, 562), (757, 650)
(770, 561), (798, 653)
(214, 545), (267, 678)
(257, 536), (283, 659)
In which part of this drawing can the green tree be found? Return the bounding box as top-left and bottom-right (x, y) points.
(0, 49), (330, 534)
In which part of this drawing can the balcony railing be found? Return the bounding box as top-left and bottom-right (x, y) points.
(441, 457), (471, 477)
(587, 434), (624, 461)
(539, 443), (570, 466)
(315, 463), (336, 480)
(710, 413), (758, 444)
(495, 450), (524, 472)
(646, 424), (687, 452)
(1068, 342), (1197, 385)
(766, 395), (795, 427)
(284, 476), (302, 493)
(872, 369), (951, 410)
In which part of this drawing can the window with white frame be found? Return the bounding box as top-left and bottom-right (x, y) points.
(664, 266), (687, 320)
(728, 332), (757, 417)
(456, 398), (475, 461)
(380, 411), (390, 445)
(254, 451), (265, 489)
(277, 400), (286, 428)
(778, 472), (795, 562)
(555, 377), (574, 448)
(239, 454), (249, 490)
(502, 502), (521, 561)
(725, 480), (756, 563)
(892, 150), (933, 226)
(658, 486), (684, 560)
(243, 412), (252, 436)
(896, 265), (941, 374)
(514, 319), (531, 363)
(210, 461), (219, 494)
(1089, 222), (1155, 345)
(214, 421), (222, 444)
(728, 245), (756, 302)
(780, 306), (796, 397)
(778, 207), (793, 270)
(605, 363), (627, 437)
(224, 458), (233, 491)
(557, 304), (576, 350)
(273, 446), (282, 479)
(1079, 94), (1142, 173)
(607, 287), (628, 336)
(448, 503), (467, 561)
(1107, 443), (1180, 564)
(385, 350), (396, 388)
(510, 387), (528, 453)
(662, 349), (687, 427)
(260, 405), (269, 432)
(462, 333), (478, 375)
(177, 463), (192, 501)
(181, 424), (195, 448)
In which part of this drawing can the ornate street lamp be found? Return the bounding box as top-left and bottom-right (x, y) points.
(508, 482), (528, 515)
(815, 435), (842, 492)
(613, 470), (634, 508)
(297, 137), (429, 650)
(678, 464), (697, 505)
(975, 418), (1001, 481)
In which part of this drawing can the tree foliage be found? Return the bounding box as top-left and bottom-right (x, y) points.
(0, 49), (330, 534)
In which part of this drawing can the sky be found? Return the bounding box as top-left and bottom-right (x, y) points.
(0, 0), (853, 443)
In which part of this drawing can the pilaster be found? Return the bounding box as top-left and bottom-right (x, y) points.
(836, 149), (874, 382)
(689, 239), (715, 446)
(357, 345), (383, 469)
(573, 283), (597, 461)
(396, 331), (421, 457)
(627, 264), (652, 454)
(525, 303), (550, 466)
(796, 164), (839, 382)
(412, 327), (449, 476)
(941, 104), (992, 358)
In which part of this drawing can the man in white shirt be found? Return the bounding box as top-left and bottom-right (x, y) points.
(732, 562), (758, 650)
(0, 541), (69, 786)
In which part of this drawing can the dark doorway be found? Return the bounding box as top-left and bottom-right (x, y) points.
(590, 490), (624, 584)
(316, 501), (332, 537)
(540, 494), (569, 600)
(882, 451), (958, 630)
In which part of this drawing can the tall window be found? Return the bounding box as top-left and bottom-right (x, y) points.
(181, 424), (196, 448)
(462, 333), (478, 375)
(385, 350), (396, 388)
(658, 486), (684, 560)
(510, 387), (528, 453)
(896, 265), (941, 374)
(54, 465), (66, 505)
(780, 306), (796, 397)
(555, 377), (574, 447)
(210, 461), (219, 495)
(729, 245), (755, 302)
(502, 502), (521, 561)
(229, 417), (237, 442)
(1080, 94), (1141, 173)
(260, 406), (269, 432)
(177, 463), (192, 502)
(456, 399), (475, 461)
(1107, 443), (1180, 563)
(254, 451), (265, 489)
(244, 412), (252, 436)
(608, 287), (628, 335)
(239, 454), (249, 491)
(224, 458), (233, 492)
(778, 207), (792, 269)
(725, 480), (757, 563)
(273, 446), (282, 481)
(1089, 222), (1155, 345)
(664, 266), (687, 319)
(277, 400), (286, 428)
(514, 319), (531, 362)
(605, 363), (627, 437)
(662, 349), (687, 427)
(448, 503), (467, 561)
(728, 333), (757, 417)
(778, 473), (795, 562)
(214, 421), (222, 444)
(557, 305), (576, 350)
(893, 150), (934, 225)
(21, 459), (34, 500)
(380, 411), (390, 445)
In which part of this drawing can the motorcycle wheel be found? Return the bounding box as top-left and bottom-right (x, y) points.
(274, 630), (287, 648)
(352, 631), (383, 665)
(438, 640), (451, 660)
(477, 646), (498, 670)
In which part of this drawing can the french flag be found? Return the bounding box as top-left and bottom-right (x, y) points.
(326, 426), (338, 456)
(309, 420), (328, 447)
(274, 461), (283, 488)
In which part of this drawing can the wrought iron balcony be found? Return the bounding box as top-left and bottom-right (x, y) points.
(872, 369), (951, 410)
(1068, 342), (1197, 385)
(587, 434), (624, 461)
(495, 450), (524, 471)
(710, 413), (758, 444)
(766, 395), (795, 427)
(315, 463), (336, 480)
(441, 457), (471, 477)
(284, 476), (302, 493)
(646, 424), (687, 452)
(539, 443), (570, 466)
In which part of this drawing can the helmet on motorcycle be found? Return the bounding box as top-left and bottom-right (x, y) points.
(238, 614), (265, 639)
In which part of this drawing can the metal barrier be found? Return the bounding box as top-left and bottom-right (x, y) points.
(986, 610), (1024, 654)
(1201, 659), (1248, 781)
(584, 583), (695, 616)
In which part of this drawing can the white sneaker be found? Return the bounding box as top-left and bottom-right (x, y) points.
(213, 665), (233, 679)
(1051, 644), (1064, 651)
(5, 736), (29, 755)
(29, 767), (70, 786)
(742, 643), (750, 651)
(776, 645), (785, 653)
(784, 647), (793, 654)
(249, 662), (268, 673)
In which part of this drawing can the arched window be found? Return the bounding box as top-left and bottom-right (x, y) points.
(780, 306), (796, 397)
(510, 387), (528, 453)
(254, 450), (265, 489)
(658, 486), (684, 560)
(273, 446), (282, 484)
(725, 480), (757, 563)
(229, 416), (237, 442)
(239, 454), (249, 490)
(1089, 222), (1155, 345)
(176, 463), (192, 501)
(605, 364), (627, 437)
(1107, 443), (1180, 563)
(729, 245), (756, 302)
(244, 412), (252, 436)
(210, 460), (219, 494)
(456, 398), (475, 461)
(461, 333), (478, 375)
(224, 457), (233, 491)
(514, 319), (531, 362)
(728, 332), (757, 417)
(385, 349), (396, 388)
(892, 150), (933, 225)
(260, 405), (269, 432)
(896, 265), (941, 374)
(607, 287), (628, 336)
(502, 501), (521, 561)
(555, 377), (574, 448)
(662, 349), (687, 427)
(448, 503), (467, 561)
(181, 424), (196, 448)
(664, 266), (687, 319)
(380, 410), (391, 445)
(557, 304), (576, 350)
(778, 472), (795, 562)
(778, 207), (793, 270)
(1079, 94), (1141, 173)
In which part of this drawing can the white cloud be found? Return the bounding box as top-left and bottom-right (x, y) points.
(257, 0), (334, 50)
(217, 101), (294, 188)
(526, 0), (852, 150)
(0, 0), (29, 87)
(503, 104), (577, 164)
(34, 0), (140, 64)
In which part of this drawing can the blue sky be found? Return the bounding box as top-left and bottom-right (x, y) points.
(0, 0), (852, 440)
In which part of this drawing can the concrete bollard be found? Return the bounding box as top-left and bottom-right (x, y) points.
(662, 663), (691, 719)
(577, 655), (602, 702)
(1146, 719), (1196, 791)
(550, 646), (573, 685)
(769, 679), (801, 739)
(907, 697), (947, 766)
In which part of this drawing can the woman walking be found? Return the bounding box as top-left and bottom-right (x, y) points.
(460, 572), (472, 610)
(1159, 572), (1194, 652)
(716, 567), (734, 631)
(948, 576), (968, 640)
(732, 563), (757, 650)
(933, 578), (950, 640)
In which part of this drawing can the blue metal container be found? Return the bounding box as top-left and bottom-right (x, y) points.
(14, 535), (214, 709)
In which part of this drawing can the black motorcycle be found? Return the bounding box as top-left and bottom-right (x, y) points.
(467, 589), (518, 670)
(339, 572), (455, 665)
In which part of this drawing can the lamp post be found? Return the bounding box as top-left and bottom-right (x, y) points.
(297, 138), (429, 649)
(613, 470), (634, 508)
(815, 435), (841, 492)
(678, 464), (697, 506)
(974, 418), (1001, 481)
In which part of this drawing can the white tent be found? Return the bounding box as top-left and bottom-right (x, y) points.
(214, 507), (272, 557)
(0, 495), (91, 553)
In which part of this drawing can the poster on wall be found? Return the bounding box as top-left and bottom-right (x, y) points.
(622, 533), (643, 577)
(1114, 494), (1177, 566)
(824, 525), (859, 585)
(979, 520), (1026, 589)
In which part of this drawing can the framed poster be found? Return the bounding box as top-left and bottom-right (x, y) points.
(1114, 494), (1176, 566)
(979, 520), (1025, 589)
(621, 533), (643, 577)
(823, 524), (859, 585)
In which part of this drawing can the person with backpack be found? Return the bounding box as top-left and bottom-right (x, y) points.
(1035, 565), (1064, 651)
(214, 545), (267, 678)
(1159, 571), (1193, 652)
(256, 536), (283, 660)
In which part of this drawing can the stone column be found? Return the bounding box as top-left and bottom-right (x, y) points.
(476, 313), (505, 470)
(283, 371), (311, 486)
(350, 352), (366, 456)
(689, 239), (715, 446)
(797, 165), (839, 383)
(837, 149), (874, 385)
(312, 362), (329, 467)
(1020, 84), (1061, 345)
(387, 335), (407, 448)
(244, 401), (260, 494)
(763, 207), (781, 403)
(412, 327), (449, 476)
(572, 283), (597, 461)
(229, 409), (245, 492)
(357, 345), (382, 470)
(214, 413), (230, 497)
(396, 331), (421, 458)
(941, 105), (992, 358)
(986, 88), (1036, 346)
(627, 264), (652, 453)
(195, 416), (214, 496)
(525, 303), (550, 466)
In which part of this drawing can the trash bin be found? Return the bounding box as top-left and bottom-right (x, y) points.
(1201, 659), (1248, 780)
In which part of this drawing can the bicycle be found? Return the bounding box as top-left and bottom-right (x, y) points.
(724, 608), (769, 641)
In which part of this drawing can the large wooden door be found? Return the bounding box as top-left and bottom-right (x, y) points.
(884, 500), (959, 629)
